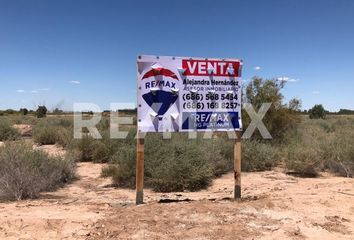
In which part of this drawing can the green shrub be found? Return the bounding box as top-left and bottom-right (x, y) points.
(242, 140), (281, 171)
(20, 108), (28, 116)
(47, 118), (73, 128)
(0, 120), (20, 141)
(319, 121), (335, 133)
(0, 142), (76, 200)
(101, 164), (119, 178)
(104, 133), (216, 192)
(33, 122), (73, 147)
(33, 125), (59, 145)
(91, 141), (111, 163)
(35, 106), (47, 118)
(71, 128), (136, 163)
(203, 136), (233, 176)
(309, 104), (326, 119)
(320, 134), (354, 177)
(72, 136), (110, 162)
(74, 135), (96, 161)
(243, 77), (301, 142)
(286, 143), (322, 177)
(284, 116), (354, 178)
(106, 145), (136, 186)
(56, 126), (74, 147)
(145, 134), (213, 192)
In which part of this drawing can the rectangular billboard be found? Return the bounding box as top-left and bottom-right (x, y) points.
(137, 55), (242, 132)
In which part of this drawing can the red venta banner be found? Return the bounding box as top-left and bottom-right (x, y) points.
(182, 59), (241, 77)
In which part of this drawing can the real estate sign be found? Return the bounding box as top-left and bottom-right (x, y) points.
(137, 55), (243, 132)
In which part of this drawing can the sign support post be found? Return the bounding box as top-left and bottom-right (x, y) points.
(234, 131), (242, 200)
(136, 132), (144, 205)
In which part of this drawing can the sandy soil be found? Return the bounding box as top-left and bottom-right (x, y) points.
(13, 124), (32, 137)
(0, 147), (354, 239)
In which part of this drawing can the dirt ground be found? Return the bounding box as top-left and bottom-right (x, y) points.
(13, 124), (32, 137)
(0, 146), (354, 239)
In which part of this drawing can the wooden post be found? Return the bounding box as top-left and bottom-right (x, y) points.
(234, 131), (242, 200)
(136, 132), (145, 205)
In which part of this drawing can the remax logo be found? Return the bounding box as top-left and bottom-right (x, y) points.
(141, 67), (178, 81)
(182, 59), (241, 77)
(141, 65), (179, 117)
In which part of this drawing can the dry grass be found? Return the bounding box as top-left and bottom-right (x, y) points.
(0, 142), (76, 200)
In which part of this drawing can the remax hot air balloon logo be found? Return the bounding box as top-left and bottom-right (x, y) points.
(141, 63), (179, 120)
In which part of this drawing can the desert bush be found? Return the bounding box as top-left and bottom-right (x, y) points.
(33, 125), (59, 145)
(319, 121), (335, 133)
(283, 119), (323, 177)
(74, 135), (96, 161)
(242, 140), (281, 171)
(309, 104), (326, 119)
(286, 143), (322, 177)
(47, 118), (73, 128)
(0, 119), (20, 141)
(32, 120), (73, 147)
(243, 77), (301, 142)
(35, 106), (48, 118)
(320, 133), (354, 177)
(72, 128), (136, 163)
(97, 117), (110, 132)
(91, 141), (111, 163)
(0, 142), (76, 200)
(206, 134), (282, 173)
(284, 116), (354, 177)
(104, 133), (218, 192)
(103, 130), (288, 192)
(4, 115), (39, 126)
(145, 134), (214, 192)
(72, 136), (110, 162)
(101, 164), (119, 178)
(105, 145), (136, 186)
(56, 126), (74, 147)
(204, 137), (233, 176)
(20, 108), (28, 116)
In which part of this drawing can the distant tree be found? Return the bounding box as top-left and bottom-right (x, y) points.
(309, 104), (326, 119)
(20, 108), (28, 115)
(36, 106), (48, 118)
(288, 98), (302, 112)
(243, 77), (301, 141)
(52, 108), (64, 115)
(338, 109), (354, 115)
(80, 111), (94, 116)
(4, 109), (16, 115)
(119, 108), (137, 115)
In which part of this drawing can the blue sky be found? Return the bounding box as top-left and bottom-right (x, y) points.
(0, 0), (353, 111)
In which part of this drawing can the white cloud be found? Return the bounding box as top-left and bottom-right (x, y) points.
(277, 77), (289, 81)
(38, 88), (49, 91)
(253, 66), (261, 71)
(70, 80), (81, 84)
(30, 88), (49, 93)
(312, 90), (320, 94)
(16, 89), (25, 93)
(277, 77), (298, 82)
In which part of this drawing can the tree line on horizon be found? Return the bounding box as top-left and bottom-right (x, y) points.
(0, 106), (353, 117)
